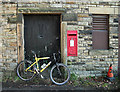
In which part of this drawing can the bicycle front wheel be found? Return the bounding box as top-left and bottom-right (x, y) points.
(16, 60), (36, 81)
(50, 63), (70, 85)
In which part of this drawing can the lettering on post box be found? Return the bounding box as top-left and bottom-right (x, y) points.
(70, 38), (74, 47)
(67, 30), (77, 56)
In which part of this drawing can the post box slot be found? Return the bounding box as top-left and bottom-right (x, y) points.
(68, 34), (76, 36)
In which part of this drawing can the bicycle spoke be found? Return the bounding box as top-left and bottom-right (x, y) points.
(17, 60), (35, 81)
(50, 63), (70, 85)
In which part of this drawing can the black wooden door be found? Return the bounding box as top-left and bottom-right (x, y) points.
(24, 14), (60, 59)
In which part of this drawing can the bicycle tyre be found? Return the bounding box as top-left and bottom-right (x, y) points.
(16, 60), (36, 81)
(50, 63), (70, 85)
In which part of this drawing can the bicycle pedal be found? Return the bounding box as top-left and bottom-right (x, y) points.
(40, 75), (44, 79)
(39, 74), (47, 79)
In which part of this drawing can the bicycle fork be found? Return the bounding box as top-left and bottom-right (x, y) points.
(56, 63), (62, 76)
(34, 61), (52, 78)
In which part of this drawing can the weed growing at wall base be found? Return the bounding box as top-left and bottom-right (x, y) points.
(0, 72), (3, 92)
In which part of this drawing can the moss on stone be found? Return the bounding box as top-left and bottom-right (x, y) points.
(8, 17), (17, 23)
(67, 61), (72, 65)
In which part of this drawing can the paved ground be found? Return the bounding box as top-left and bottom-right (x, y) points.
(1, 82), (120, 92)
(1, 81), (101, 92)
(1, 75), (120, 92)
(2, 85), (93, 92)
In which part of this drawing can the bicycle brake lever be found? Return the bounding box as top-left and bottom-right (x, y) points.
(53, 53), (56, 61)
(31, 50), (37, 57)
(31, 50), (35, 54)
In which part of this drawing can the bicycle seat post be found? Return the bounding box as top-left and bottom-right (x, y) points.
(53, 53), (56, 61)
(35, 53), (37, 58)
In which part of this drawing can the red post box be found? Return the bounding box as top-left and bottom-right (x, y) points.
(67, 30), (77, 56)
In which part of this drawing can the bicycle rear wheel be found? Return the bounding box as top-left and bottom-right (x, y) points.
(50, 63), (70, 85)
(16, 60), (36, 81)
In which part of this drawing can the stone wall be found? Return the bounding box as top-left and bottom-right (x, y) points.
(65, 1), (119, 77)
(0, 0), (3, 71)
(0, 1), (17, 71)
(0, 0), (119, 77)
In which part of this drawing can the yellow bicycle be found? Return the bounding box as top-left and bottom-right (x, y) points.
(16, 51), (70, 85)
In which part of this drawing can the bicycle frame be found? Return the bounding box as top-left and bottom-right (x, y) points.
(25, 56), (51, 73)
(17, 51), (70, 85)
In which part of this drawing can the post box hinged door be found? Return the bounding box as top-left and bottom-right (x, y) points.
(67, 30), (77, 56)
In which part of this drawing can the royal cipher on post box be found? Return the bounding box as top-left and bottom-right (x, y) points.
(67, 30), (77, 56)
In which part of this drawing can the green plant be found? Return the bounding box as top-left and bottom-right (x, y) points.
(88, 76), (92, 78)
(2, 76), (9, 82)
(73, 81), (79, 86)
(70, 73), (78, 81)
(0, 77), (2, 82)
(92, 76), (96, 79)
(102, 83), (109, 88)
(13, 76), (20, 82)
(9, 76), (13, 80)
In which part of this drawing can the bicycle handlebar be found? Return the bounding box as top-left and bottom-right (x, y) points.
(31, 50), (37, 57)
(31, 50), (60, 62)
(53, 53), (56, 61)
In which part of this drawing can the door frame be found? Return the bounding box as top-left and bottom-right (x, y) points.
(118, 16), (120, 76)
(17, 13), (67, 65)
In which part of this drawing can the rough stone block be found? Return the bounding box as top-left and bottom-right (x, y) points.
(9, 42), (17, 47)
(9, 63), (17, 70)
(50, 4), (63, 8)
(78, 14), (89, 18)
(67, 25), (84, 30)
(8, 17), (17, 23)
(63, 4), (71, 8)
(17, 13), (22, 23)
(67, 21), (78, 25)
(79, 30), (92, 34)
(0, 63), (3, 66)
(0, 43), (2, 47)
(78, 17), (92, 22)
(62, 13), (77, 21)
(0, 72), (3, 87)
(78, 22), (88, 26)
(0, 55), (2, 59)
(114, 8), (118, 15)
(89, 7), (115, 14)
(0, 59), (2, 62)
(89, 50), (113, 56)
(70, 4), (79, 8)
